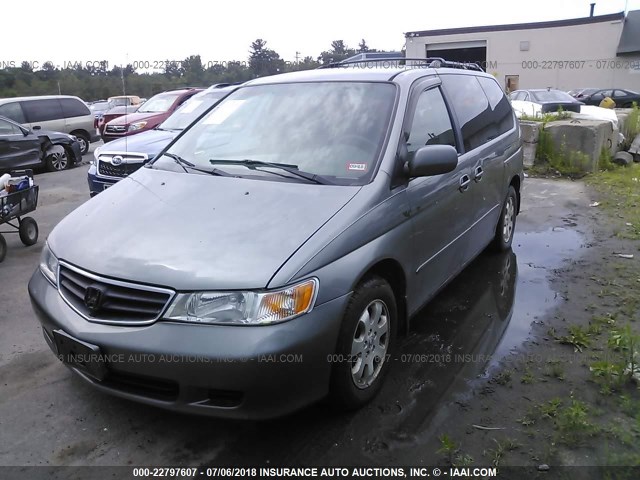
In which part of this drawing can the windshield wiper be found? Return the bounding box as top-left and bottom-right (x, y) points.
(161, 153), (231, 177)
(209, 159), (331, 185)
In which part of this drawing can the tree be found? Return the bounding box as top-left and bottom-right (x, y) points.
(248, 39), (285, 77)
(358, 39), (370, 53)
(318, 40), (356, 65)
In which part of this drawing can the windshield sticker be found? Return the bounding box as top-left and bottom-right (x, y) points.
(179, 100), (204, 114)
(203, 100), (245, 125)
(347, 163), (368, 172)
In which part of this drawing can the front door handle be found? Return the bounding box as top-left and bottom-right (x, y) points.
(474, 165), (484, 182)
(459, 174), (471, 192)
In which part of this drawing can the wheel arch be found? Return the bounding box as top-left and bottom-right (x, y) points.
(510, 174), (521, 214)
(351, 258), (408, 336)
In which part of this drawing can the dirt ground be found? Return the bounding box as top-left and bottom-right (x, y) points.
(1, 162), (639, 478)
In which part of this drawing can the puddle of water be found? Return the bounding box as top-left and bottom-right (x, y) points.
(491, 226), (586, 364)
(366, 225), (587, 452)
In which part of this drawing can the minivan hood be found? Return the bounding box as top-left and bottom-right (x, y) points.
(49, 168), (360, 291)
(97, 128), (177, 156)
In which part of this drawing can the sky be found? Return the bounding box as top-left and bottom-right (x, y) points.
(3, 0), (640, 70)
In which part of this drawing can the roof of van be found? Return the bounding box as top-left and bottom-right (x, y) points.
(244, 65), (494, 86)
(0, 94), (84, 103)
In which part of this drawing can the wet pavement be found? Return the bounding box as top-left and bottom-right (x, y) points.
(0, 169), (590, 467)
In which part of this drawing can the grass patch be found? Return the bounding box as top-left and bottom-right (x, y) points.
(621, 103), (640, 151)
(555, 399), (598, 445)
(557, 324), (592, 352)
(586, 163), (640, 240)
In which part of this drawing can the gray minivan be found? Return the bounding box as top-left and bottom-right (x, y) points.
(29, 61), (523, 419)
(0, 95), (99, 155)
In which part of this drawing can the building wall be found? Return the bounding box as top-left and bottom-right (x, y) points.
(405, 19), (640, 92)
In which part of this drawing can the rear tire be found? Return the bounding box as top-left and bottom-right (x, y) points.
(73, 132), (90, 156)
(492, 186), (517, 251)
(0, 234), (6, 262)
(329, 276), (397, 410)
(19, 217), (38, 246)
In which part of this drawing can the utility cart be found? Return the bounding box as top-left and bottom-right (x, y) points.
(0, 170), (39, 262)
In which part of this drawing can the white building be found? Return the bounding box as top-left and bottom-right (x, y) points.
(404, 10), (640, 92)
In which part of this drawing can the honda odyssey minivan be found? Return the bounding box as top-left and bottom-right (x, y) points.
(29, 60), (523, 419)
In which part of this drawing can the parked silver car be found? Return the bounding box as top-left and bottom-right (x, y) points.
(29, 60), (523, 419)
(0, 95), (99, 155)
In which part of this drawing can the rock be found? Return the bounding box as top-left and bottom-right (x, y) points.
(538, 464), (550, 472)
(629, 133), (640, 158)
(613, 151), (633, 166)
(519, 120), (542, 168)
(544, 119), (620, 173)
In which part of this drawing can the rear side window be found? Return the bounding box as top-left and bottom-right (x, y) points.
(406, 87), (456, 155)
(60, 98), (91, 118)
(442, 75), (512, 152)
(0, 102), (27, 123)
(477, 77), (514, 137)
(21, 99), (63, 123)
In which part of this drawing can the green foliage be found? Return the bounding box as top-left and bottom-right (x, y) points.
(587, 163), (640, 240)
(555, 399), (597, 444)
(558, 324), (592, 352)
(599, 147), (615, 171)
(437, 433), (458, 462)
(622, 102), (639, 150)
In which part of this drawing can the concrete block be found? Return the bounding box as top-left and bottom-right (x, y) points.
(519, 120), (542, 168)
(544, 119), (620, 173)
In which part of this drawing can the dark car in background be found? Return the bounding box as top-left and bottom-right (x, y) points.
(0, 115), (82, 172)
(101, 88), (202, 142)
(572, 88), (640, 107)
(88, 84), (237, 196)
(510, 88), (584, 113)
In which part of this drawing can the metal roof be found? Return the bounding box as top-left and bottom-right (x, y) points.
(617, 10), (640, 55)
(405, 12), (625, 38)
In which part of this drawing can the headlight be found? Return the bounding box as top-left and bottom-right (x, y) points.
(128, 121), (147, 132)
(91, 146), (101, 165)
(164, 278), (318, 325)
(39, 243), (59, 287)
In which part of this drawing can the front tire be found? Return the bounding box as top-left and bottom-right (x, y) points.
(19, 217), (38, 246)
(0, 234), (6, 262)
(329, 276), (397, 410)
(492, 186), (517, 251)
(45, 147), (70, 172)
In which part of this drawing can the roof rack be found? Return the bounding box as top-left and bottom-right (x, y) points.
(318, 57), (483, 72)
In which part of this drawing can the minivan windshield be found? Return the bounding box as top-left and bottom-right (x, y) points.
(159, 82), (396, 185)
(138, 92), (181, 113)
(159, 91), (227, 131)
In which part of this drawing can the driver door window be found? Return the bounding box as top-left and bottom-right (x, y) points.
(406, 87), (457, 157)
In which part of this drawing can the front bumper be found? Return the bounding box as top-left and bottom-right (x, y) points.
(28, 269), (348, 419)
(87, 165), (118, 197)
(70, 142), (83, 164)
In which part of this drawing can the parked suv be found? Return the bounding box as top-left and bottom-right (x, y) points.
(88, 84), (237, 196)
(29, 60), (523, 419)
(101, 88), (202, 142)
(0, 95), (100, 155)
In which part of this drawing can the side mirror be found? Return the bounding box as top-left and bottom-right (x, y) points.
(32, 125), (41, 131)
(405, 144), (458, 178)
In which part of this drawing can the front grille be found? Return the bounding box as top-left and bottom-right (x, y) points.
(98, 161), (143, 178)
(58, 264), (173, 325)
(105, 125), (127, 133)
